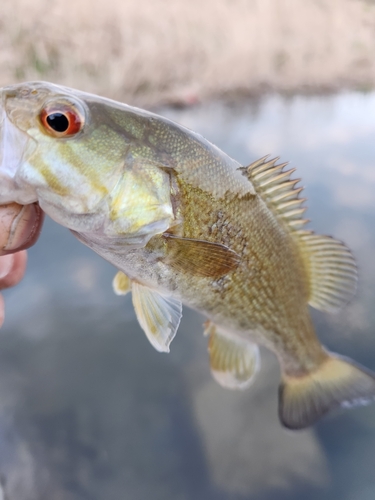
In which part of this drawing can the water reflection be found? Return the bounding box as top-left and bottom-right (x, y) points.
(1, 92), (375, 499)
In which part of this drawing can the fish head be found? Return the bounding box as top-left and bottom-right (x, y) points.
(0, 82), (174, 244)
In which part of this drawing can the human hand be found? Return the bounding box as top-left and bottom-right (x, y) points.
(0, 203), (44, 327)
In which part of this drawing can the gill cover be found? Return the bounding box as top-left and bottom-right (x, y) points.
(0, 82), (175, 242)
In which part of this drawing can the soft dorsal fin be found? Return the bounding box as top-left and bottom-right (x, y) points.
(245, 156), (308, 231)
(298, 232), (357, 312)
(245, 156), (357, 312)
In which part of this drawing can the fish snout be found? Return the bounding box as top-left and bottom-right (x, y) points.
(0, 91), (4, 171)
(0, 92), (9, 201)
(0, 89), (37, 205)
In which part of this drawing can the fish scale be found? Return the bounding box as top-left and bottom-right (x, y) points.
(0, 81), (374, 430)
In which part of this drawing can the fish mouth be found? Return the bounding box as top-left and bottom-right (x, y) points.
(0, 89), (37, 205)
(0, 92), (11, 203)
(0, 92), (4, 175)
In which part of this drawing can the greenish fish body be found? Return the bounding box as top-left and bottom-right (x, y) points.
(1, 81), (374, 430)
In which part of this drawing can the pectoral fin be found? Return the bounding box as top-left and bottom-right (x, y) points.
(132, 282), (182, 353)
(205, 322), (260, 389)
(163, 233), (240, 278)
(112, 271), (132, 295)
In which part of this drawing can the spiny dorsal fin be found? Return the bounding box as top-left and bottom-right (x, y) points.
(298, 232), (358, 312)
(245, 156), (308, 231)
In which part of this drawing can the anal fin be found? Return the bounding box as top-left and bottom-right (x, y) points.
(205, 322), (260, 390)
(132, 282), (182, 353)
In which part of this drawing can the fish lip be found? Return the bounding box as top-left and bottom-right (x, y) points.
(0, 88), (38, 205)
(0, 91), (7, 195)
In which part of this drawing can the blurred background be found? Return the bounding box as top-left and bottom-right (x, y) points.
(1, 0), (375, 499)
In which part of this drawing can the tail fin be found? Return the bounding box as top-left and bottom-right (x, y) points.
(279, 353), (375, 430)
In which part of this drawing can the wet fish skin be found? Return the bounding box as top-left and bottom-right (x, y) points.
(0, 81), (374, 430)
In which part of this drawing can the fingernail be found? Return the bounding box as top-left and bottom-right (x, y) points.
(0, 254), (15, 279)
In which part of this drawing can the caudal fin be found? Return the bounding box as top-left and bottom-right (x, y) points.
(279, 353), (375, 430)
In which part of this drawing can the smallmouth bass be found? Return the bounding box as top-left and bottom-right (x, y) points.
(0, 81), (373, 430)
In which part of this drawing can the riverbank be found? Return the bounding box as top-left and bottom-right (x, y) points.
(1, 0), (375, 105)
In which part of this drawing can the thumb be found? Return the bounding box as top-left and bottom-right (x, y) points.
(0, 203), (44, 255)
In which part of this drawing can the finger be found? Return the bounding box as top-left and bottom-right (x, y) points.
(0, 203), (44, 255)
(0, 251), (27, 290)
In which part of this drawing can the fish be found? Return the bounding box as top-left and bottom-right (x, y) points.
(0, 80), (374, 430)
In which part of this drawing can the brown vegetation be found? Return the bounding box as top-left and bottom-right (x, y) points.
(1, 0), (375, 105)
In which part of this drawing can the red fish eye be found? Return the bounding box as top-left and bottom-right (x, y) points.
(40, 106), (83, 137)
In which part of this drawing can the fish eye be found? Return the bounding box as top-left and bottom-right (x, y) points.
(40, 104), (84, 137)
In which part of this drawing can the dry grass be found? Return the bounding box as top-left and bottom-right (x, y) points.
(1, 0), (375, 105)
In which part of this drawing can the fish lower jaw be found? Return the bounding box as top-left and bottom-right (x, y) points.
(72, 221), (170, 255)
(75, 232), (154, 252)
(0, 177), (38, 204)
